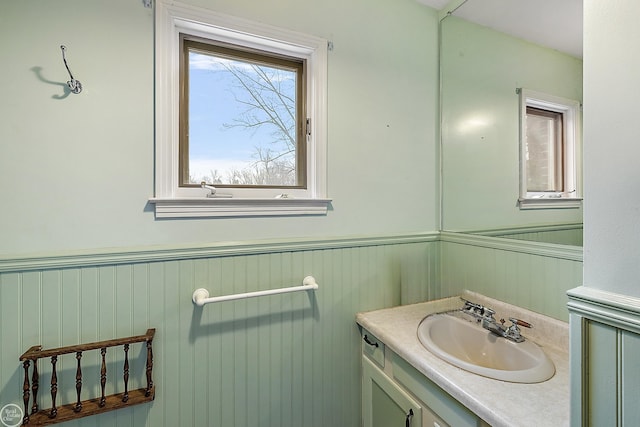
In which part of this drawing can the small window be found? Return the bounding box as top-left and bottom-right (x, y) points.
(152, 1), (329, 218)
(180, 36), (307, 190)
(525, 106), (564, 193)
(518, 89), (582, 209)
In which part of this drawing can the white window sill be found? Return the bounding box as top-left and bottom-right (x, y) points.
(518, 197), (582, 210)
(149, 197), (332, 218)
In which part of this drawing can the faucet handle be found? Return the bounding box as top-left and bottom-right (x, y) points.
(461, 300), (485, 317)
(509, 317), (532, 328)
(483, 307), (496, 319)
(462, 299), (483, 311)
(505, 317), (530, 342)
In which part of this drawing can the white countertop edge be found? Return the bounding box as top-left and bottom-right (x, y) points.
(355, 293), (570, 427)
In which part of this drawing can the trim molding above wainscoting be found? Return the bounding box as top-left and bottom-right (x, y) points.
(456, 222), (583, 236)
(567, 286), (640, 334)
(567, 286), (640, 426)
(440, 231), (583, 261)
(0, 232), (439, 273)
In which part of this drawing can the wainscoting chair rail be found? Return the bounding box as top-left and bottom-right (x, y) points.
(192, 275), (318, 306)
(19, 329), (156, 426)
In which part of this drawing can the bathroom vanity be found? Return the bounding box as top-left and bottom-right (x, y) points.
(356, 292), (570, 427)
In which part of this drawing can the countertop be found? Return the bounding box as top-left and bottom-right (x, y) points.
(355, 291), (570, 427)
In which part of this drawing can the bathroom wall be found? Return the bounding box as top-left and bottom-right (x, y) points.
(0, 0), (589, 425)
(0, 0), (439, 256)
(476, 224), (583, 246)
(0, 236), (440, 427)
(494, 228), (583, 246)
(0, 0), (442, 425)
(440, 232), (583, 322)
(582, 0), (640, 298)
(567, 0), (640, 425)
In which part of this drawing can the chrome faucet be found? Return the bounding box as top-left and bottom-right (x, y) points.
(460, 300), (531, 343)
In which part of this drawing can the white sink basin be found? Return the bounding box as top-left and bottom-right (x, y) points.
(417, 313), (555, 383)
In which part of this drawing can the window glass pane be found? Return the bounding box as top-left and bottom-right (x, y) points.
(183, 42), (302, 188)
(526, 108), (563, 192)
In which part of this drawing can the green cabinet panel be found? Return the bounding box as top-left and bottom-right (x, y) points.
(363, 356), (422, 427)
(392, 353), (480, 427)
(361, 337), (486, 427)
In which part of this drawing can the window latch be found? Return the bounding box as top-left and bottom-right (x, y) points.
(306, 118), (311, 137)
(200, 182), (233, 198)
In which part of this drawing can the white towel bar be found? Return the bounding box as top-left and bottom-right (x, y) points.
(192, 275), (318, 307)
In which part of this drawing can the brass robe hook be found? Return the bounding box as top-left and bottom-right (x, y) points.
(60, 45), (82, 94)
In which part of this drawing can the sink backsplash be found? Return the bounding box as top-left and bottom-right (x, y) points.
(458, 290), (569, 352)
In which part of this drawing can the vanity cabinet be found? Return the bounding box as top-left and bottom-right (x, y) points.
(361, 329), (488, 427)
(362, 356), (424, 427)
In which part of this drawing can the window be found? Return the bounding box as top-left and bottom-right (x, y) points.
(180, 36), (306, 189)
(525, 107), (564, 192)
(518, 89), (582, 209)
(152, 1), (329, 218)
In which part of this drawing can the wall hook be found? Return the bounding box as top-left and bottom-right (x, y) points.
(60, 45), (82, 94)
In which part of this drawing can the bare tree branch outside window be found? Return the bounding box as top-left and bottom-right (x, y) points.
(188, 52), (299, 187)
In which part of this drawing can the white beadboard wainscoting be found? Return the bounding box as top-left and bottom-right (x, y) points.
(0, 229), (583, 426)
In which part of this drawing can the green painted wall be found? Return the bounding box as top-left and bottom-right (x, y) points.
(478, 225), (584, 246)
(0, 0), (439, 256)
(569, 316), (640, 425)
(0, 236), (440, 427)
(440, 16), (583, 231)
(440, 233), (583, 321)
(0, 232), (581, 426)
(0, 1), (589, 425)
(498, 228), (583, 247)
(583, 0), (640, 297)
(573, 0), (640, 423)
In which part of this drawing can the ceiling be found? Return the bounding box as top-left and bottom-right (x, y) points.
(418, 0), (583, 58)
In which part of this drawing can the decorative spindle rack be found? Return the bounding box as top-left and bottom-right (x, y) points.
(19, 329), (155, 426)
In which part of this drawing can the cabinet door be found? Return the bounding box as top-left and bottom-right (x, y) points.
(363, 356), (422, 427)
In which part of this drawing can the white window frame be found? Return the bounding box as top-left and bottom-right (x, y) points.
(518, 88), (582, 210)
(150, 0), (330, 218)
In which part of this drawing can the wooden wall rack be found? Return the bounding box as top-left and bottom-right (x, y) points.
(19, 329), (155, 426)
